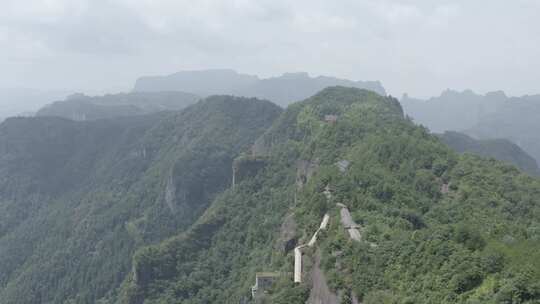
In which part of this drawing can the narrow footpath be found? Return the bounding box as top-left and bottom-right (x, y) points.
(295, 184), (371, 283)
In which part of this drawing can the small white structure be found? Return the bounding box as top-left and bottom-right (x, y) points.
(308, 214), (330, 246)
(294, 247), (303, 283)
(336, 160), (350, 173)
(251, 272), (282, 298)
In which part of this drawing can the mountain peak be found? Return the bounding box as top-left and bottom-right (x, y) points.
(305, 86), (402, 115)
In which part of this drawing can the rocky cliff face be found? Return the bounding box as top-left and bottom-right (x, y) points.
(296, 159), (319, 190)
(306, 251), (339, 304)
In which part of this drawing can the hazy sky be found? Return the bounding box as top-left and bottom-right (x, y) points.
(1, 0), (539, 97)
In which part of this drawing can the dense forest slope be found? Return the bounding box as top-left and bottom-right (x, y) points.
(122, 87), (540, 304)
(1, 87), (538, 304)
(0, 96), (281, 304)
(133, 69), (386, 106)
(36, 92), (200, 121)
(439, 131), (540, 177)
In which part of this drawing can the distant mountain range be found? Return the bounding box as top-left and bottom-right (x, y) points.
(20, 72), (540, 172)
(466, 95), (540, 169)
(401, 90), (540, 166)
(438, 131), (540, 176)
(31, 72), (540, 174)
(400, 89), (508, 133)
(133, 69), (386, 106)
(36, 91), (200, 121)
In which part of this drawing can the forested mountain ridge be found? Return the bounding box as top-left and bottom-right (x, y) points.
(121, 87), (540, 303)
(36, 91), (200, 121)
(439, 131), (540, 177)
(133, 69), (386, 106)
(0, 96), (281, 304)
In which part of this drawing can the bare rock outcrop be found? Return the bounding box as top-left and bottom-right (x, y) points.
(296, 159), (319, 190)
(306, 250), (339, 304)
(276, 213), (298, 253)
(164, 172), (177, 212)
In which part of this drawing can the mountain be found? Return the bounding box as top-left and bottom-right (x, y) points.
(0, 96), (281, 304)
(133, 69), (386, 106)
(0, 88), (69, 120)
(36, 91), (200, 121)
(239, 72), (386, 106)
(1, 87), (539, 304)
(120, 87), (540, 303)
(438, 131), (540, 176)
(401, 90), (540, 166)
(466, 94), (540, 167)
(400, 89), (507, 133)
(133, 69), (259, 96)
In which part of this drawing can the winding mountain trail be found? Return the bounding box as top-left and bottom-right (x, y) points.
(294, 214), (330, 283)
(295, 185), (370, 283)
(295, 183), (377, 289)
(300, 186), (370, 304)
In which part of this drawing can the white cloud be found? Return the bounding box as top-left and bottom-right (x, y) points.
(375, 2), (422, 25)
(0, 26), (7, 42)
(3, 0), (88, 24)
(0, 0), (538, 97)
(426, 4), (460, 27)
